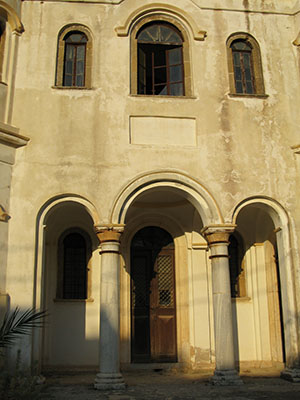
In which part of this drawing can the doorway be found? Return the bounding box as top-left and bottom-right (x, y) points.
(131, 226), (177, 363)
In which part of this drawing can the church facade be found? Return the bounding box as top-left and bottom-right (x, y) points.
(1, 0), (300, 388)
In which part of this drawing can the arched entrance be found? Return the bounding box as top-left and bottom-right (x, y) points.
(131, 226), (176, 363)
(232, 198), (298, 372)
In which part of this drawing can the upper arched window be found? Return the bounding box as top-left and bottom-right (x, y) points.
(55, 25), (92, 88)
(137, 23), (184, 96)
(227, 33), (265, 96)
(131, 18), (191, 97)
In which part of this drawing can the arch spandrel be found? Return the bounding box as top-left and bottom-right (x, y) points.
(110, 171), (222, 227)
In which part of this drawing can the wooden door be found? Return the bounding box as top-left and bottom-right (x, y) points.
(131, 227), (177, 363)
(150, 248), (177, 362)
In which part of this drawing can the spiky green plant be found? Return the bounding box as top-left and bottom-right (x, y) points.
(0, 307), (47, 349)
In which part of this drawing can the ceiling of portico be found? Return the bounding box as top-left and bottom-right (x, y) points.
(124, 188), (204, 234)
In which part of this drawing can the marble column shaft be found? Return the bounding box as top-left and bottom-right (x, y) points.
(94, 226), (125, 390)
(202, 225), (242, 385)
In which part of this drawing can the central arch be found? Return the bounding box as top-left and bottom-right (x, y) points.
(110, 171), (222, 226)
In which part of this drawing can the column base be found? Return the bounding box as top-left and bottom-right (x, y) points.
(281, 368), (300, 382)
(94, 372), (126, 390)
(211, 369), (243, 386)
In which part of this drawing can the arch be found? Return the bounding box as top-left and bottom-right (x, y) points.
(232, 196), (299, 369)
(226, 32), (265, 96)
(110, 171), (222, 227)
(55, 24), (93, 88)
(0, 1), (24, 33)
(115, 3), (206, 41)
(32, 194), (100, 369)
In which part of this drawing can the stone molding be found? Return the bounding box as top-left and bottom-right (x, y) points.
(0, 204), (10, 222)
(291, 144), (300, 154)
(201, 225), (236, 245)
(0, 121), (29, 148)
(115, 3), (207, 41)
(95, 224), (125, 243)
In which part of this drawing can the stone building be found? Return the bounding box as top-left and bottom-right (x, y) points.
(0, 0), (300, 388)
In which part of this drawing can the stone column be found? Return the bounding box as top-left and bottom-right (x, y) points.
(94, 224), (126, 390)
(202, 225), (242, 385)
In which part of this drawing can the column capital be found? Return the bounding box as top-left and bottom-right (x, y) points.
(201, 224), (236, 245)
(94, 224), (125, 243)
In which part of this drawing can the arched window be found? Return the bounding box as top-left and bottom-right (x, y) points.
(131, 17), (192, 96)
(228, 233), (246, 298)
(57, 228), (92, 299)
(55, 25), (92, 88)
(63, 32), (87, 87)
(137, 23), (184, 96)
(227, 33), (265, 96)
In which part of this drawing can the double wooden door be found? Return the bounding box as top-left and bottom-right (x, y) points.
(131, 228), (177, 363)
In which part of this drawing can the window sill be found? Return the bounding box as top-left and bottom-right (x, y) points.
(52, 86), (94, 90)
(231, 296), (251, 302)
(228, 93), (269, 99)
(130, 94), (197, 100)
(53, 298), (94, 303)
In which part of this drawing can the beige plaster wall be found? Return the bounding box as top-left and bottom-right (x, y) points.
(5, 0), (300, 368)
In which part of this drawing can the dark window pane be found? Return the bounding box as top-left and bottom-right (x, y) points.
(77, 45), (85, 60)
(232, 41), (251, 51)
(63, 233), (87, 299)
(154, 84), (167, 95)
(244, 67), (252, 81)
(243, 53), (251, 68)
(170, 65), (182, 82)
(76, 74), (84, 87)
(137, 24), (182, 44)
(235, 80), (243, 93)
(168, 48), (182, 65)
(154, 67), (167, 84)
(170, 83), (183, 96)
(234, 66), (242, 81)
(64, 75), (72, 86)
(76, 60), (84, 74)
(154, 50), (166, 67)
(246, 81), (254, 94)
(65, 32), (87, 43)
(65, 60), (73, 74)
(233, 52), (240, 67)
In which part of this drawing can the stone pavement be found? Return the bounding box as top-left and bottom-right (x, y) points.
(42, 369), (300, 400)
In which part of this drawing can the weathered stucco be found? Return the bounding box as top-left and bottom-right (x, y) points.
(0, 0), (300, 377)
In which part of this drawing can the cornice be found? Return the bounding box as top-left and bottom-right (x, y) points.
(0, 122), (29, 148)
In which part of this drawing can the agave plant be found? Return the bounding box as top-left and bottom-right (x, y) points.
(0, 307), (47, 349)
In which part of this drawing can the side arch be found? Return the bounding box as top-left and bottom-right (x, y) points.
(0, 1), (23, 33)
(232, 196), (299, 369)
(110, 171), (223, 227)
(32, 194), (100, 368)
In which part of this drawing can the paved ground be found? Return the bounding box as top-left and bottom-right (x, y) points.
(41, 369), (300, 400)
